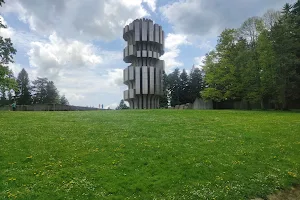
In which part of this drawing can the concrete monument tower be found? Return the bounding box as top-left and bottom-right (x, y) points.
(123, 18), (165, 109)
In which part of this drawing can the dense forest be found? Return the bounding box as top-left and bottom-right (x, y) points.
(163, 1), (300, 110)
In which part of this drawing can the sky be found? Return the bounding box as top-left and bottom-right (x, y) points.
(0, 0), (297, 109)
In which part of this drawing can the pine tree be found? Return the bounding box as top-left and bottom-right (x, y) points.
(168, 68), (181, 106)
(159, 71), (169, 108)
(32, 78), (48, 104)
(179, 69), (189, 104)
(16, 68), (32, 105)
(189, 68), (203, 103)
(116, 99), (129, 110)
(45, 81), (60, 104)
(60, 95), (69, 105)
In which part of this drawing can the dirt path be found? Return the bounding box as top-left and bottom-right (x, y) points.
(253, 186), (300, 200)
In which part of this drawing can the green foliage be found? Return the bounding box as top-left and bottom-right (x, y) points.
(201, 87), (223, 102)
(0, 0), (17, 94)
(202, 1), (300, 110)
(159, 71), (169, 108)
(203, 29), (246, 101)
(0, 37), (16, 65)
(45, 81), (60, 104)
(178, 69), (189, 104)
(189, 68), (203, 102)
(32, 78), (48, 104)
(167, 68), (180, 106)
(270, 2), (300, 109)
(16, 68), (32, 105)
(116, 99), (129, 110)
(60, 95), (69, 105)
(0, 66), (16, 93)
(0, 110), (300, 199)
(166, 67), (204, 106)
(32, 78), (60, 104)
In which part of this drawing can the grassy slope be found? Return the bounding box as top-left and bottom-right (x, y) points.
(0, 110), (300, 199)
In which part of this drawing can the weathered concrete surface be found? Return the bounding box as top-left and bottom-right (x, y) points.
(123, 18), (165, 109)
(193, 98), (213, 110)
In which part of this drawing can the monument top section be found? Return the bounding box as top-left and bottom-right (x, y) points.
(123, 18), (164, 52)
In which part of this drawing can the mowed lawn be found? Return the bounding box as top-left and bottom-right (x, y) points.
(0, 110), (300, 200)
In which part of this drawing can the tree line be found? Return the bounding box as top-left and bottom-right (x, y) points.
(159, 1), (300, 110)
(201, 2), (300, 110)
(0, 68), (69, 106)
(159, 68), (204, 108)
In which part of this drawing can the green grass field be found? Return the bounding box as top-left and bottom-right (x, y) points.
(0, 110), (300, 199)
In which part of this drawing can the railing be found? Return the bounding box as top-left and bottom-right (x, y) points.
(0, 104), (99, 111)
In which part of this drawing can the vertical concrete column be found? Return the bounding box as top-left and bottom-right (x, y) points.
(155, 68), (161, 95)
(135, 67), (141, 95)
(142, 66), (148, 95)
(143, 95), (147, 109)
(135, 20), (140, 42)
(139, 95), (142, 109)
(159, 26), (163, 45)
(142, 20), (148, 41)
(147, 96), (151, 109)
(154, 24), (159, 43)
(149, 67), (155, 94)
(150, 96), (155, 109)
(148, 20), (154, 42)
(134, 98), (138, 109)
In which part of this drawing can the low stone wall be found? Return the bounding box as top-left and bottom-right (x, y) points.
(0, 104), (99, 111)
(193, 98), (213, 110)
(171, 103), (193, 110)
(170, 99), (213, 110)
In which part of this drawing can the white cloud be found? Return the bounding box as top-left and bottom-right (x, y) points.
(161, 49), (183, 73)
(8, 63), (22, 76)
(161, 33), (190, 73)
(197, 40), (214, 51)
(165, 33), (191, 50)
(194, 56), (205, 69)
(160, 0), (297, 37)
(2, 0), (151, 41)
(105, 103), (119, 109)
(22, 32), (125, 107)
(143, 0), (157, 12)
(106, 69), (124, 86)
(27, 32), (104, 80)
(54, 68), (125, 106)
(0, 16), (15, 38)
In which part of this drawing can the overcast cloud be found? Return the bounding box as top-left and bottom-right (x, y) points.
(160, 0), (296, 37)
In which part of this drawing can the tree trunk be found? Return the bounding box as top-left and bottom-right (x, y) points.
(282, 77), (289, 111)
(260, 98), (265, 110)
(247, 101), (252, 110)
